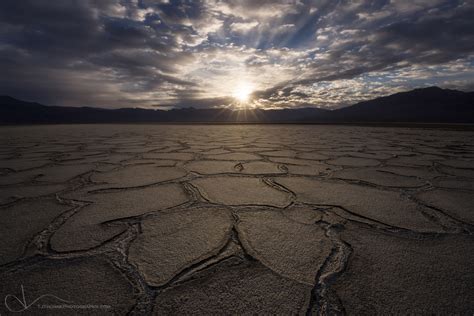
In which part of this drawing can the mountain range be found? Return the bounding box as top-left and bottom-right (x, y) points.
(1, 87), (473, 124)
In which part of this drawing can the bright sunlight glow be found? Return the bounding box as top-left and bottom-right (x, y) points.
(232, 82), (253, 102)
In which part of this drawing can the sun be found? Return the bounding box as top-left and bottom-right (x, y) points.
(232, 82), (253, 102)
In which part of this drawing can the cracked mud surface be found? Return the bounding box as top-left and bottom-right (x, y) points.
(0, 124), (473, 315)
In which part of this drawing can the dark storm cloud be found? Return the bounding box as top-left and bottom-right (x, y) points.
(0, 0), (473, 108)
(0, 0), (197, 106)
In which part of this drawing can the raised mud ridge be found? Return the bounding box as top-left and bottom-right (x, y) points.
(0, 124), (473, 315)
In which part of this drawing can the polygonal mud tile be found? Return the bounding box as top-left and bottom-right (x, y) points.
(233, 146), (275, 153)
(332, 226), (474, 315)
(439, 159), (474, 169)
(240, 161), (284, 174)
(184, 160), (237, 174)
(59, 155), (108, 164)
(34, 164), (96, 183)
(379, 165), (440, 179)
(191, 177), (291, 207)
(268, 157), (319, 166)
(203, 148), (232, 155)
(433, 178), (474, 191)
(259, 150), (297, 157)
(281, 204), (324, 224)
(204, 153), (262, 161)
(327, 157), (380, 167)
(142, 152), (194, 160)
(100, 153), (132, 163)
(91, 165), (186, 188)
(296, 152), (330, 160)
(386, 155), (440, 167)
(51, 184), (189, 251)
(345, 151), (393, 160)
(316, 150), (354, 158)
(437, 165), (474, 178)
(153, 259), (312, 315)
(275, 177), (442, 232)
(332, 168), (425, 187)
(285, 163), (335, 176)
(0, 199), (71, 265)
(417, 189), (474, 225)
(125, 159), (176, 167)
(0, 184), (68, 205)
(0, 158), (51, 171)
(129, 206), (233, 287)
(237, 210), (332, 284)
(0, 171), (37, 185)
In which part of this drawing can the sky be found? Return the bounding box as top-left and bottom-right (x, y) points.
(0, 0), (473, 109)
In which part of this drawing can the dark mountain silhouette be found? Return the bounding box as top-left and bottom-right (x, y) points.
(332, 87), (474, 122)
(1, 87), (473, 124)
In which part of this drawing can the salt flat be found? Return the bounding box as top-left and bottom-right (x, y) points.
(0, 124), (473, 315)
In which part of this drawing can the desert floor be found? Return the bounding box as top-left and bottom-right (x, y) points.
(0, 124), (473, 315)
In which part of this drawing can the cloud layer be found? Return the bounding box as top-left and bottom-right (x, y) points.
(0, 0), (473, 108)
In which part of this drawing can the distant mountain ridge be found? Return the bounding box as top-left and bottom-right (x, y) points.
(332, 87), (474, 122)
(1, 87), (473, 124)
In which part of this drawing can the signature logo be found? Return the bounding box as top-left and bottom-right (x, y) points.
(4, 285), (72, 312)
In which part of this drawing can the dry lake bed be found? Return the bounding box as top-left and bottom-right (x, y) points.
(0, 124), (473, 315)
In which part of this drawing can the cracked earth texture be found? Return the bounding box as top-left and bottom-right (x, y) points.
(0, 124), (473, 315)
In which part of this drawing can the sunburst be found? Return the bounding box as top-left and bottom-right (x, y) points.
(232, 82), (253, 102)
